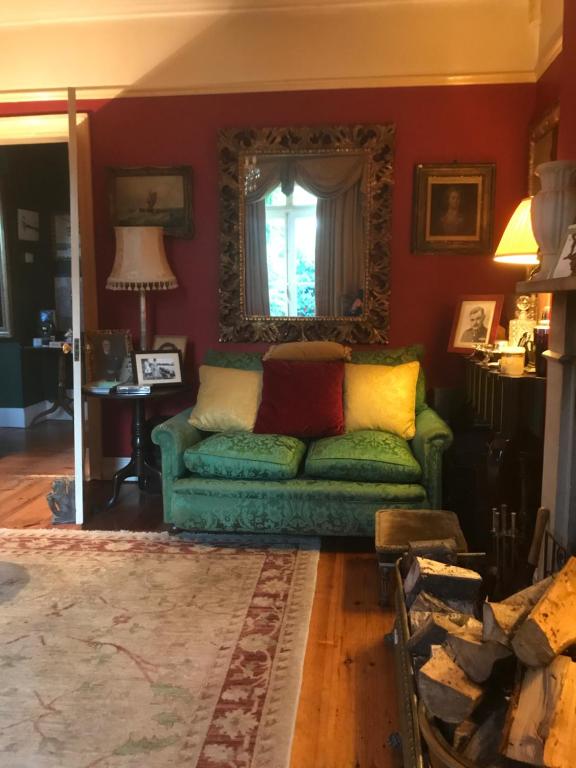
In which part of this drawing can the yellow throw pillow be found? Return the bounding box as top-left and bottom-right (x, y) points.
(263, 341), (351, 362)
(344, 361), (420, 439)
(189, 366), (262, 432)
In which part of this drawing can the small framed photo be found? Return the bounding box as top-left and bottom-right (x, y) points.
(109, 166), (193, 238)
(412, 163), (495, 253)
(85, 329), (133, 383)
(133, 350), (183, 386)
(152, 334), (187, 360)
(448, 295), (503, 353)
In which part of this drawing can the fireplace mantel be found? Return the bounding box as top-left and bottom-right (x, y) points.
(516, 277), (576, 553)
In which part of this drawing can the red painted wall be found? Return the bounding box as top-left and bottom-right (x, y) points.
(0, 84), (536, 455)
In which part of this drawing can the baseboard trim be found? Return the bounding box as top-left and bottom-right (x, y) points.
(0, 400), (73, 428)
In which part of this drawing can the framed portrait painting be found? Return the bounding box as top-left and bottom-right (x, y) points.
(412, 163), (495, 253)
(110, 166), (193, 238)
(448, 294), (503, 353)
(84, 329), (133, 384)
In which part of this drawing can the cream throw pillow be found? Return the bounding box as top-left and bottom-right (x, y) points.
(189, 365), (262, 432)
(344, 361), (420, 439)
(263, 341), (351, 362)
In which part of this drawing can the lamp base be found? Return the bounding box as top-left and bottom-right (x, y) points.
(139, 291), (148, 350)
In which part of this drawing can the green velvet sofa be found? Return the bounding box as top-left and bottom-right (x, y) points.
(151, 347), (453, 536)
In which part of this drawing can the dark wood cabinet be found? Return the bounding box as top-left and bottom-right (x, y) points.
(444, 360), (546, 555)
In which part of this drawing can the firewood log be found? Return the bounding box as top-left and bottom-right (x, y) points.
(418, 645), (484, 724)
(512, 557), (576, 667)
(502, 655), (576, 767)
(483, 577), (553, 647)
(462, 704), (507, 765)
(409, 590), (475, 624)
(407, 538), (458, 564)
(407, 611), (469, 656)
(452, 718), (478, 752)
(404, 557), (483, 608)
(445, 618), (512, 683)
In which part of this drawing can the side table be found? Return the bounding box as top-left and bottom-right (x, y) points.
(83, 384), (191, 508)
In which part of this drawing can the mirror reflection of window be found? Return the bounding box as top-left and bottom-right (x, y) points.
(265, 184), (317, 317)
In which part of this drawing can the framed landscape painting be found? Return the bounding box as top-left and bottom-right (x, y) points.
(412, 163), (495, 253)
(448, 294), (503, 353)
(110, 166), (193, 238)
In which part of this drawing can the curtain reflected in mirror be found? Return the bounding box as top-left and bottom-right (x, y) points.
(244, 154), (366, 318)
(219, 124), (394, 344)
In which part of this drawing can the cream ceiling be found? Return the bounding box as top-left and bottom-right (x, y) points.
(0, 0), (563, 101)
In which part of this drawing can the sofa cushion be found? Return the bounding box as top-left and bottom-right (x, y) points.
(263, 341), (351, 362)
(203, 350), (263, 371)
(188, 365), (262, 432)
(254, 359), (345, 438)
(344, 361), (420, 439)
(350, 345), (426, 412)
(183, 432), (307, 480)
(305, 430), (422, 483)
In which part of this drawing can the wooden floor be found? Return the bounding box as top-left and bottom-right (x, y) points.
(0, 423), (400, 767)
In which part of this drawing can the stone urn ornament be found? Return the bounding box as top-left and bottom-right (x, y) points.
(531, 160), (576, 278)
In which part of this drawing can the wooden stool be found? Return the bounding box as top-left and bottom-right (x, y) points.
(375, 509), (468, 605)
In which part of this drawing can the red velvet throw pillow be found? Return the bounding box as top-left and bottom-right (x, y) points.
(254, 359), (345, 438)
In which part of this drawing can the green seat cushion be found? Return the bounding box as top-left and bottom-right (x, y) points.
(305, 430), (422, 483)
(350, 345), (426, 412)
(183, 432), (306, 480)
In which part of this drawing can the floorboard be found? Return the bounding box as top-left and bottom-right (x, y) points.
(0, 425), (400, 767)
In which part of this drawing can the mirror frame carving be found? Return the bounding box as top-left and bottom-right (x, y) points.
(218, 124), (395, 343)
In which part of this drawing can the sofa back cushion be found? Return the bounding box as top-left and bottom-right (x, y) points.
(254, 359), (345, 438)
(344, 360), (420, 439)
(189, 365), (262, 432)
(183, 433), (306, 480)
(263, 341), (351, 362)
(350, 344), (426, 412)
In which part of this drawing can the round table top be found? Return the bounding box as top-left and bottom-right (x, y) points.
(82, 384), (192, 401)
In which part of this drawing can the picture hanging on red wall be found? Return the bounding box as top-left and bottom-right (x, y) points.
(109, 166), (193, 238)
(448, 294), (503, 353)
(412, 163), (495, 254)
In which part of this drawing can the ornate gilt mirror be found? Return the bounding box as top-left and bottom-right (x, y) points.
(218, 124), (395, 343)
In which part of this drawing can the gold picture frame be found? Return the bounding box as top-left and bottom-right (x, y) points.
(528, 104), (560, 195)
(412, 163), (495, 254)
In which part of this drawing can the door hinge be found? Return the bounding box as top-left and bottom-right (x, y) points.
(74, 338), (80, 361)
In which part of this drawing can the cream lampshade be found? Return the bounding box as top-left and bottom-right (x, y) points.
(493, 198), (539, 266)
(106, 226), (178, 349)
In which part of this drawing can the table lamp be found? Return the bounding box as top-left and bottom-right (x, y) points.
(106, 226), (178, 349)
(493, 197), (539, 267)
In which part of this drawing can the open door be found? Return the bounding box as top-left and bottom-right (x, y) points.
(68, 89), (99, 524)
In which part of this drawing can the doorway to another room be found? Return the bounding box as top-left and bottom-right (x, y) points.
(0, 143), (74, 527)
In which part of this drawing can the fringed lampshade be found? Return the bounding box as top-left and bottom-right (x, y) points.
(106, 226), (178, 349)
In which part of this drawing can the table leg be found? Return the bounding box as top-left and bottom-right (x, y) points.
(105, 398), (162, 507)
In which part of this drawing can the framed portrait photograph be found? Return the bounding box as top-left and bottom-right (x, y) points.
(84, 329), (133, 383)
(133, 350), (183, 386)
(448, 295), (504, 353)
(152, 334), (187, 360)
(529, 104), (559, 195)
(109, 166), (193, 238)
(412, 163), (495, 253)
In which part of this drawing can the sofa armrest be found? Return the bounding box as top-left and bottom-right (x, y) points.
(411, 406), (453, 509)
(151, 407), (202, 480)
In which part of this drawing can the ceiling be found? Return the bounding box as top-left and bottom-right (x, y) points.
(0, 0), (563, 101)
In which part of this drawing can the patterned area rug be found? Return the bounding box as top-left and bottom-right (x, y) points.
(0, 529), (319, 768)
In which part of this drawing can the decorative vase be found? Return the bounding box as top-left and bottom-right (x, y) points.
(531, 160), (576, 278)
